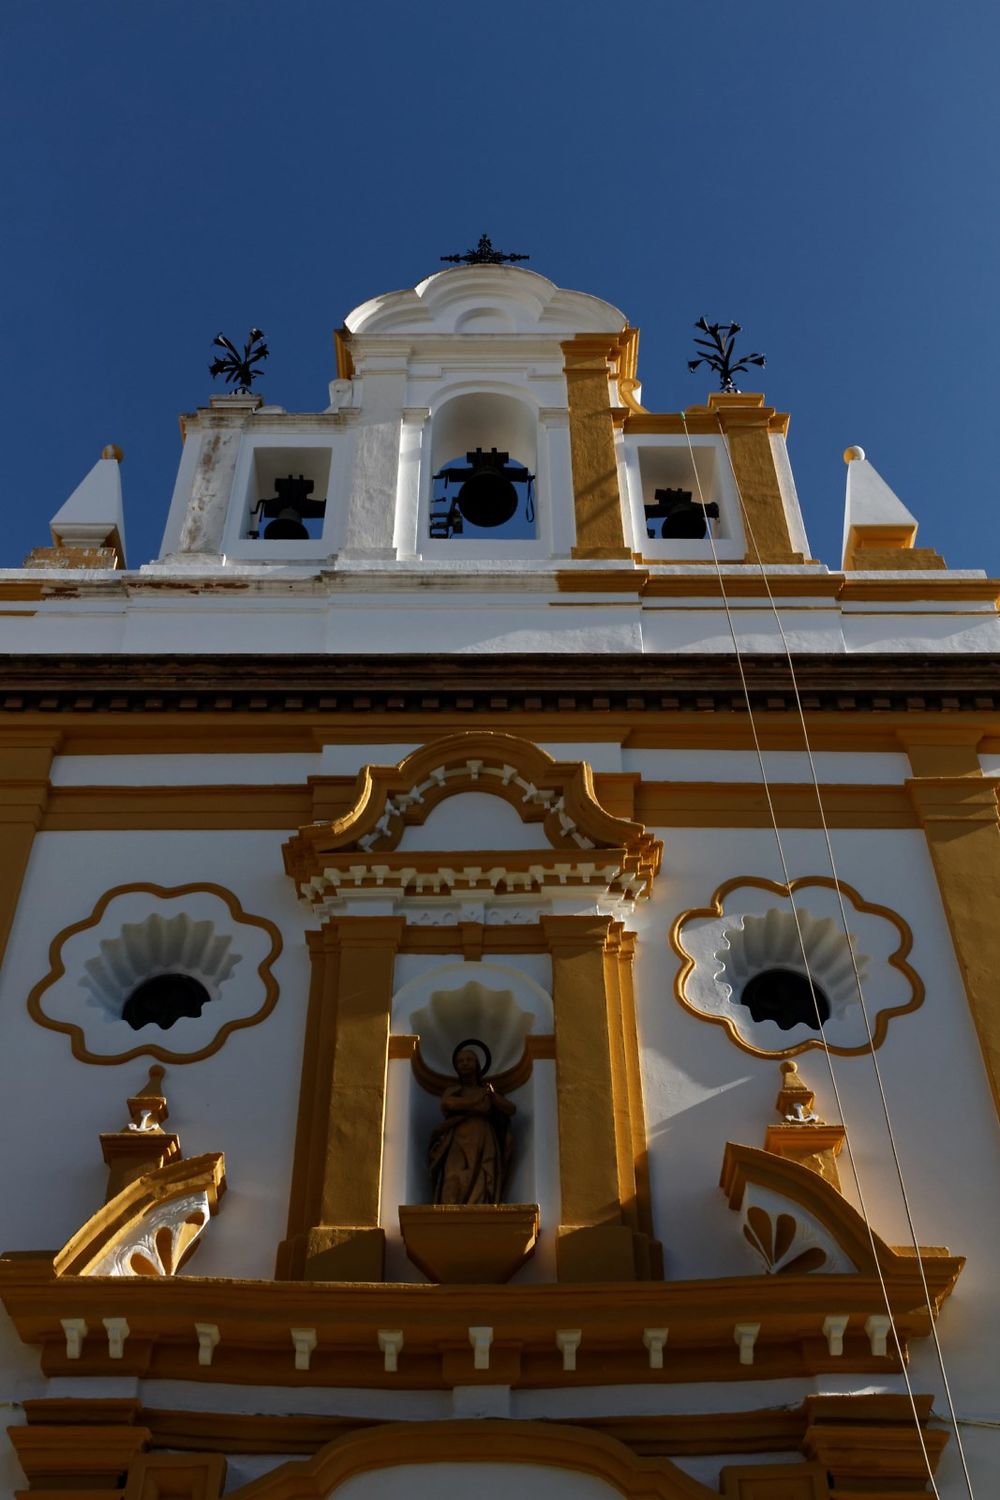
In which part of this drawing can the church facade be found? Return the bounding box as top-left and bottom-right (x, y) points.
(1, 263), (999, 1499)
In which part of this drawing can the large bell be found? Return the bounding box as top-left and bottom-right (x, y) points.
(264, 508), (310, 540)
(257, 474), (327, 541)
(647, 487), (720, 540)
(456, 449), (519, 529)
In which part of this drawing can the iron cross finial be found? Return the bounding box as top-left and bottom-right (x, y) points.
(688, 318), (766, 393)
(441, 234), (530, 267)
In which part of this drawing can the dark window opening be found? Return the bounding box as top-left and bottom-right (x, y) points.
(122, 973), (212, 1031)
(739, 968), (830, 1032)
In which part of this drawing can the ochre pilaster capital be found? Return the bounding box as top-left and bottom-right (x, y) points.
(541, 913), (616, 952)
(560, 334), (620, 372)
(318, 914), (408, 950)
(896, 727), (984, 779)
(904, 776), (999, 826)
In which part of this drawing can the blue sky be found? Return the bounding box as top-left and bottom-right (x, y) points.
(2, 1), (997, 572)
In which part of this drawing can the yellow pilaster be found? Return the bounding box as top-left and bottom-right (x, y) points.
(562, 336), (631, 559)
(704, 392), (801, 563)
(0, 734), (58, 972)
(278, 914), (405, 1281)
(902, 732), (1000, 1126)
(543, 914), (642, 1280)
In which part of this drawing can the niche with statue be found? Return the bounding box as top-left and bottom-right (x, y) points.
(383, 959), (556, 1285)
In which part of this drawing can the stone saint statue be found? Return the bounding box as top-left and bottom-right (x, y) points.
(429, 1039), (515, 1205)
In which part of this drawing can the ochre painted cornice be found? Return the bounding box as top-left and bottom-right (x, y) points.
(0, 1257), (962, 1389)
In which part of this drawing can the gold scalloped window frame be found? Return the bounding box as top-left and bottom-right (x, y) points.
(670, 874), (924, 1058)
(27, 881), (283, 1066)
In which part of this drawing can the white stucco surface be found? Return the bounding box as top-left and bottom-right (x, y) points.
(4, 264), (999, 1500)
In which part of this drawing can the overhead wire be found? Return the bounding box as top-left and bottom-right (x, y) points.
(676, 409), (951, 1499)
(709, 414), (977, 1500)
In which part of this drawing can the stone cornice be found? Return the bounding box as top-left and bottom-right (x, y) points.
(0, 654), (996, 716)
(0, 1257), (961, 1389)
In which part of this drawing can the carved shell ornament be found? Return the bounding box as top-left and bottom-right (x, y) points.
(409, 977), (538, 1077)
(671, 876), (923, 1057)
(28, 883), (282, 1064)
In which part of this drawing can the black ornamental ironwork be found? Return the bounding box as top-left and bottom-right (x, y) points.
(441, 234), (530, 267)
(688, 318), (765, 393)
(209, 328), (269, 393)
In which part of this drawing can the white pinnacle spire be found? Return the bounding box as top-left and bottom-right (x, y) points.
(49, 445), (127, 564)
(842, 446), (917, 567)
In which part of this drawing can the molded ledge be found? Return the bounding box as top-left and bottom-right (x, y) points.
(399, 1204), (539, 1283)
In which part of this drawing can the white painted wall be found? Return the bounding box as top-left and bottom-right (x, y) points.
(3, 572), (997, 656)
(330, 1462), (622, 1500)
(3, 737), (1000, 1498)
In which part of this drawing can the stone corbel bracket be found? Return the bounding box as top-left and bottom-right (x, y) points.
(51, 1152), (226, 1278)
(283, 731), (662, 908)
(721, 1142), (962, 1318)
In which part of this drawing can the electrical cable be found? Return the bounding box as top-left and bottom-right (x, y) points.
(678, 410), (948, 1498)
(710, 416), (977, 1499)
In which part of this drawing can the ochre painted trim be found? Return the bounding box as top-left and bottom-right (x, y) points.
(721, 1143), (962, 1292)
(670, 875), (924, 1058)
(9, 1422), (151, 1489)
(42, 784), (312, 830)
(720, 1463), (828, 1499)
(901, 743), (1000, 1125)
(636, 781), (917, 828)
(542, 914), (660, 1281)
(278, 915), (405, 1282)
(613, 326), (646, 414)
(26, 882), (283, 1065)
(0, 1260), (959, 1388)
(0, 735), (60, 971)
(53, 1152), (225, 1278)
(563, 334), (631, 559)
(15, 1392), (937, 1464)
(27, 781), (924, 832)
(286, 731), (657, 857)
(222, 1421), (715, 1499)
(283, 733), (662, 908)
(125, 1453), (226, 1500)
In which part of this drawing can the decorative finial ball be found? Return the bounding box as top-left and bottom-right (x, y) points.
(843, 445), (865, 464)
(102, 444), (124, 462)
(780, 1060), (798, 1077)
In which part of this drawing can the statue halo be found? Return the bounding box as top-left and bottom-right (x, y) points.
(452, 1037), (492, 1078)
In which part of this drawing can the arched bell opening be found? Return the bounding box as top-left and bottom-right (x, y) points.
(428, 392), (538, 541)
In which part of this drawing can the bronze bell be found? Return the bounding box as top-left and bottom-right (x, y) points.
(258, 475), (327, 540)
(456, 448), (520, 529)
(646, 487), (720, 540)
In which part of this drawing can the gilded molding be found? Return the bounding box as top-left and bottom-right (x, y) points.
(26, 882), (282, 1065)
(670, 875), (924, 1058)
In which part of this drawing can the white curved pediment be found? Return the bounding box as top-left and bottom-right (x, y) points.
(345, 265), (627, 338)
